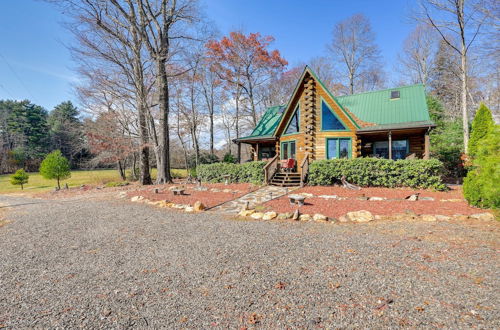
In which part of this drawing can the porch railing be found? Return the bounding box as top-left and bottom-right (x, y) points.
(263, 154), (279, 184)
(300, 152), (310, 187)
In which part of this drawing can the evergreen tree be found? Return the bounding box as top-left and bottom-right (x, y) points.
(468, 103), (494, 158)
(48, 101), (83, 166)
(10, 169), (29, 190)
(39, 150), (71, 189)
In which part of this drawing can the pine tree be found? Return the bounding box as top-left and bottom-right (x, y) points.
(39, 150), (71, 190)
(10, 169), (29, 190)
(48, 101), (83, 165)
(468, 103), (494, 158)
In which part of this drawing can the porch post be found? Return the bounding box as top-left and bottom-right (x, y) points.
(255, 143), (259, 161)
(388, 131), (392, 160)
(424, 131), (430, 160)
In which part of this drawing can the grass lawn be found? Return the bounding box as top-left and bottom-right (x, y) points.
(0, 168), (188, 194)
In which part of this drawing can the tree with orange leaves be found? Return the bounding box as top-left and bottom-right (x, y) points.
(207, 32), (287, 161)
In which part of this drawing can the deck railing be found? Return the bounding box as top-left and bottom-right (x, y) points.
(263, 155), (279, 184)
(300, 152), (310, 187)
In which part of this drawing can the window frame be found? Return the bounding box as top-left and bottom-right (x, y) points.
(320, 98), (349, 132)
(280, 140), (297, 159)
(373, 139), (409, 160)
(326, 137), (352, 159)
(283, 105), (300, 136)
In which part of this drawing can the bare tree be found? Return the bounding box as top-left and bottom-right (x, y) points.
(416, 0), (487, 153)
(328, 14), (384, 94)
(397, 25), (438, 86)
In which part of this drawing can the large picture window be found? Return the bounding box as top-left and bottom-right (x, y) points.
(322, 100), (346, 131)
(326, 138), (351, 159)
(281, 141), (296, 159)
(373, 140), (409, 160)
(284, 106), (300, 135)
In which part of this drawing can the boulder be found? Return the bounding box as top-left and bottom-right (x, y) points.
(319, 195), (337, 199)
(251, 212), (264, 219)
(338, 215), (349, 222)
(421, 214), (437, 222)
(368, 197), (385, 201)
(435, 215), (451, 221)
(453, 214), (470, 221)
(130, 195), (144, 202)
(184, 206), (194, 212)
(470, 213), (495, 221)
(346, 210), (374, 222)
(262, 211), (277, 220)
(193, 201), (205, 212)
(292, 209), (300, 221)
(313, 214), (328, 221)
(277, 213), (292, 220)
(299, 214), (312, 221)
(238, 209), (255, 217)
(301, 193), (314, 198)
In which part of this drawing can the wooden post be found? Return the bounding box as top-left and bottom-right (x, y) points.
(424, 131), (430, 160)
(388, 131), (392, 160)
(255, 143), (259, 161)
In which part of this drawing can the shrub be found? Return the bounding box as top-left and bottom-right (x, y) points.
(223, 152), (236, 163)
(463, 125), (500, 209)
(10, 169), (29, 190)
(308, 158), (447, 190)
(468, 103), (494, 158)
(197, 161), (266, 184)
(39, 150), (71, 189)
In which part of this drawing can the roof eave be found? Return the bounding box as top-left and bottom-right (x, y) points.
(356, 123), (436, 134)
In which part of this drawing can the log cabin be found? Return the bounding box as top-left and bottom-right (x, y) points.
(234, 66), (436, 186)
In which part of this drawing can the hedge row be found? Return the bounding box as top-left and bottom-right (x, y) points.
(308, 158), (447, 191)
(196, 161), (266, 184)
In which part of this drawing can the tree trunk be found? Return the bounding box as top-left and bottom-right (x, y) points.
(461, 43), (469, 154)
(117, 160), (126, 181)
(235, 86), (241, 163)
(156, 58), (173, 184)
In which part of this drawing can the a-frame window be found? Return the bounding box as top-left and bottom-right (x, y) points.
(284, 105), (300, 134)
(321, 100), (346, 131)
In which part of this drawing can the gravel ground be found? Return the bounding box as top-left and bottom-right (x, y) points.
(0, 194), (498, 328)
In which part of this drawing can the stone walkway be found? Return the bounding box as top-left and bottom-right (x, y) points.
(209, 185), (298, 214)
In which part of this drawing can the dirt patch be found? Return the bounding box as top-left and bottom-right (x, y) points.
(128, 183), (259, 208)
(264, 185), (485, 218)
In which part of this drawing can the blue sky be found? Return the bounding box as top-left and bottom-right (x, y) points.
(0, 0), (417, 111)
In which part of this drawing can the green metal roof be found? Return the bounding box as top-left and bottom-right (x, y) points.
(357, 120), (436, 132)
(336, 84), (430, 125)
(235, 105), (284, 142)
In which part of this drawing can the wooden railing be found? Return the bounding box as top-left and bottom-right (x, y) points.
(300, 152), (310, 187)
(263, 155), (279, 184)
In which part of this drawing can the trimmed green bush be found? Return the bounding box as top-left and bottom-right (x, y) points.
(463, 125), (500, 209)
(10, 169), (29, 190)
(308, 158), (447, 191)
(197, 161), (266, 184)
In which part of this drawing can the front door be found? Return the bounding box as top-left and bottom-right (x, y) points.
(281, 141), (296, 160)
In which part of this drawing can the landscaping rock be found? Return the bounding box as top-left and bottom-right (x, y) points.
(453, 214), (470, 221)
(238, 209), (255, 217)
(211, 188), (221, 192)
(130, 196), (144, 202)
(292, 209), (300, 221)
(421, 214), (437, 222)
(313, 214), (328, 221)
(356, 196), (369, 201)
(262, 212), (277, 220)
(470, 213), (495, 221)
(117, 192), (127, 199)
(319, 195), (337, 199)
(301, 193), (314, 198)
(251, 212), (264, 219)
(435, 215), (451, 221)
(299, 214), (312, 221)
(222, 189), (232, 193)
(368, 197), (386, 201)
(346, 210), (374, 222)
(184, 206), (194, 213)
(193, 186), (208, 191)
(193, 201), (205, 212)
(277, 213), (292, 220)
(338, 215), (349, 222)
(420, 197), (435, 201)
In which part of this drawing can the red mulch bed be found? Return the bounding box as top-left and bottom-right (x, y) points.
(264, 185), (485, 218)
(127, 182), (258, 208)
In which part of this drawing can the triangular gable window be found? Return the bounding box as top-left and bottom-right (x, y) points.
(284, 105), (300, 134)
(321, 100), (346, 131)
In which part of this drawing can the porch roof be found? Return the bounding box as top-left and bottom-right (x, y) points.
(356, 120), (436, 133)
(234, 105), (284, 143)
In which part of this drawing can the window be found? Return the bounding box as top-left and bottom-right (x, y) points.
(281, 141), (296, 159)
(321, 100), (346, 131)
(284, 106), (300, 134)
(326, 138), (351, 159)
(390, 90), (400, 99)
(259, 146), (276, 160)
(373, 140), (408, 160)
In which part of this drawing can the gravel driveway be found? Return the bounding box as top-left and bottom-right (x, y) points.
(0, 194), (498, 328)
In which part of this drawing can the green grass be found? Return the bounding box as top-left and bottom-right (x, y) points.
(0, 168), (188, 194)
